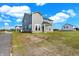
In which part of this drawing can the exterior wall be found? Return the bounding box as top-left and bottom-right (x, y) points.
(43, 20), (52, 24)
(43, 20), (53, 32)
(43, 24), (53, 32)
(32, 13), (43, 32)
(22, 13), (32, 32)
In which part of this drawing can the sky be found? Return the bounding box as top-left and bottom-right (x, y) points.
(0, 3), (79, 29)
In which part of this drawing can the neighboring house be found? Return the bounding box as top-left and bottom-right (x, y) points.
(62, 24), (76, 31)
(22, 12), (53, 33)
(15, 26), (22, 32)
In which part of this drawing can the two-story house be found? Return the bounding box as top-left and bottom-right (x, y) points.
(22, 12), (53, 33)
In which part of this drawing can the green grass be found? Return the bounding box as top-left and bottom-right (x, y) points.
(12, 32), (27, 55)
(12, 31), (79, 55)
(35, 31), (79, 49)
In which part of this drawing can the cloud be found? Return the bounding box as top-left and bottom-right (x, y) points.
(55, 12), (70, 19)
(7, 6), (31, 18)
(16, 19), (22, 22)
(0, 17), (12, 22)
(0, 5), (11, 13)
(3, 20), (12, 22)
(62, 9), (76, 16)
(49, 9), (76, 23)
(49, 12), (70, 23)
(4, 23), (9, 26)
(0, 5), (31, 18)
(36, 3), (46, 6)
(0, 5), (31, 28)
(66, 9), (76, 16)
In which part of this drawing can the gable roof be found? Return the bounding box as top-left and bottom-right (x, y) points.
(33, 11), (42, 15)
(64, 23), (74, 27)
(43, 17), (53, 21)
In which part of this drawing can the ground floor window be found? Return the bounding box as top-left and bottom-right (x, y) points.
(42, 25), (44, 32)
(38, 25), (40, 31)
(28, 24), (32, 30)
(35, 25), (38, 31)
(24, 24), (32, 30)
(35, 24), (41, 31)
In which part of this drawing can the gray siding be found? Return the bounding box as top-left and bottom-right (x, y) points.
(22, 13), (32, 32)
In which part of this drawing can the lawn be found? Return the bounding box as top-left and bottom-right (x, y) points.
(12, 31), (79, 56)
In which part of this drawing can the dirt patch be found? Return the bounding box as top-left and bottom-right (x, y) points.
(12, 32), (79, 56)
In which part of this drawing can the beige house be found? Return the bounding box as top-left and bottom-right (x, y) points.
(22, 12), (53, 33)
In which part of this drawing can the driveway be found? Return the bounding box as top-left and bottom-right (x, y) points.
(0, 32), (12, 56)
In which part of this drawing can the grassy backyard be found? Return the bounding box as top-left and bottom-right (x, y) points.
(12, 31), (79, 56)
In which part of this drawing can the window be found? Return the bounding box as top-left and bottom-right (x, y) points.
(35, 24), (41, 31)
(35, 25), (37, 31)
(38, 26), (40, 31)
(64, 26), (68, 28)
(49, 28), (51, 31)
(25, 26), (27, 29)
(66, 26), (69, 28)
(28, 24), (32, 30)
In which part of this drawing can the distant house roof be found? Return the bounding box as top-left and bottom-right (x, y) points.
(15, 26), (22, 28)
(15, 26), (22, 30)
(63, 23), (74, 26)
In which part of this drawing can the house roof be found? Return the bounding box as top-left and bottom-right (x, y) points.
(24, 13), (32, 16)
(43, 17), (53, 21)
(42, 20), (52, 25)
(42, 22), (51, 24)
(15, 26), (22, 27)
(63, 23), (74, 26)
(33, 11), (42, 15)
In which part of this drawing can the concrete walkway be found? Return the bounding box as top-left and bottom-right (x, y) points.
(0, 32), (12, 56)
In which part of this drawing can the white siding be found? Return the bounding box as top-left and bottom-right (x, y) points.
(32, 13), (43, 32)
